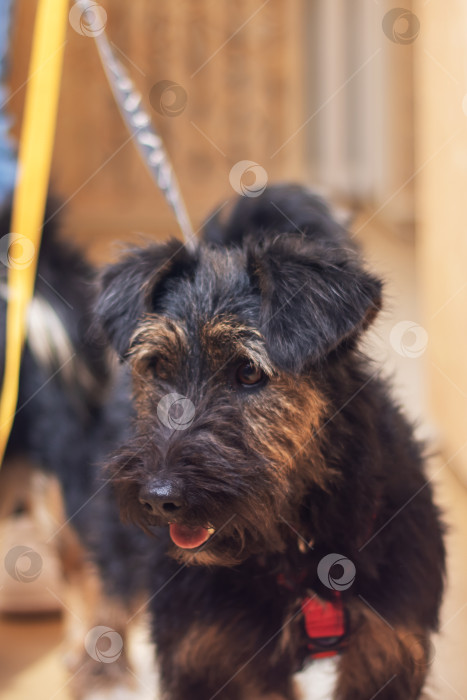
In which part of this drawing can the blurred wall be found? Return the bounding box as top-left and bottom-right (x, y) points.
(8, 0), (416, 261)
(305, 0), (415, 235)
(415, 0), (467, 483)
(8, 0), (306, 260)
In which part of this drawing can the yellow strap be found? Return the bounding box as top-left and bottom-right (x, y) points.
(0, 0), (68, 464)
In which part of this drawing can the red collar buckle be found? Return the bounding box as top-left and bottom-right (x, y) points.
(301, 593), (347, 659)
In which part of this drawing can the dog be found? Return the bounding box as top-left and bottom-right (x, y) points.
(1, 184), (445, 699)
(93, 184), (445, 699)
(0, 203), (150, 697)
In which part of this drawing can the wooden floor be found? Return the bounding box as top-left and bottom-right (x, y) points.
(0, 218), (466, 699)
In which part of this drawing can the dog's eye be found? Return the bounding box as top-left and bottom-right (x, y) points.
(146, 356), (160, 376)
(146, 356), (169, 380)
(235, 361), (265, 388)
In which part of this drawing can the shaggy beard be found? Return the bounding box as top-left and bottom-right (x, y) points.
(104, 434), (298, 565)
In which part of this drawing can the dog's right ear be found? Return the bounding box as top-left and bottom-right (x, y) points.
(95, 239), (196, 358)
(246, 235), (382, 372)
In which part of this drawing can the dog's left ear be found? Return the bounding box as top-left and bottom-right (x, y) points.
(247, 236), (382, 372)
(95, 240), (196, 358)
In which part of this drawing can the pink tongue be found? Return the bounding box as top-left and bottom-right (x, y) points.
(169, 524), (211, 549)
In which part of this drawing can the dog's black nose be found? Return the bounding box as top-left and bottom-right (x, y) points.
(138, 479), (184, 517)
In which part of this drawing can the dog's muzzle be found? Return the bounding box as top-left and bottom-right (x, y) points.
(138, 477), (215, 549)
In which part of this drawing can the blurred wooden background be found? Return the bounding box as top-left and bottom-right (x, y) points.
(414, 0), (467, 486)
(8, 0), (306, 259)
(8, 0), (416, 259)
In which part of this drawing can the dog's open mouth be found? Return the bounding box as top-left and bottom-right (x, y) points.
(169, 523), (215, 549)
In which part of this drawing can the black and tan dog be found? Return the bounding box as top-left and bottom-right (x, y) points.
(2, 185), (445, 699)
(94, 184), (445, 699)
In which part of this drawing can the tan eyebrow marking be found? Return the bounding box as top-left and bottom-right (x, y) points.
(129, 314), (188, 372)
(201, 314), (274, 376)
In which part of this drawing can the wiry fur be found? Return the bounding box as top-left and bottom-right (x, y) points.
(94, 184), (445, 699)
(2, 185), (445, 700)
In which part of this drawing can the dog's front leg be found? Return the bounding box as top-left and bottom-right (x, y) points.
(156, 619), (299, 700)
(335, 600), (431, 700)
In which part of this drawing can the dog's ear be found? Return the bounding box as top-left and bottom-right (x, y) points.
(247, 236), (382, 372)
(202, 184), (350, 250)
(95, 239), (196, 358)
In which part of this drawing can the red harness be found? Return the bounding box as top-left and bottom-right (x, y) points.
(278, 508), (379, 660)
(277, 573), (348, 660)
(301, 593), (347, 659)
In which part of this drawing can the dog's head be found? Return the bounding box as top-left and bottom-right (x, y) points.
(95, 185), (382, 566)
